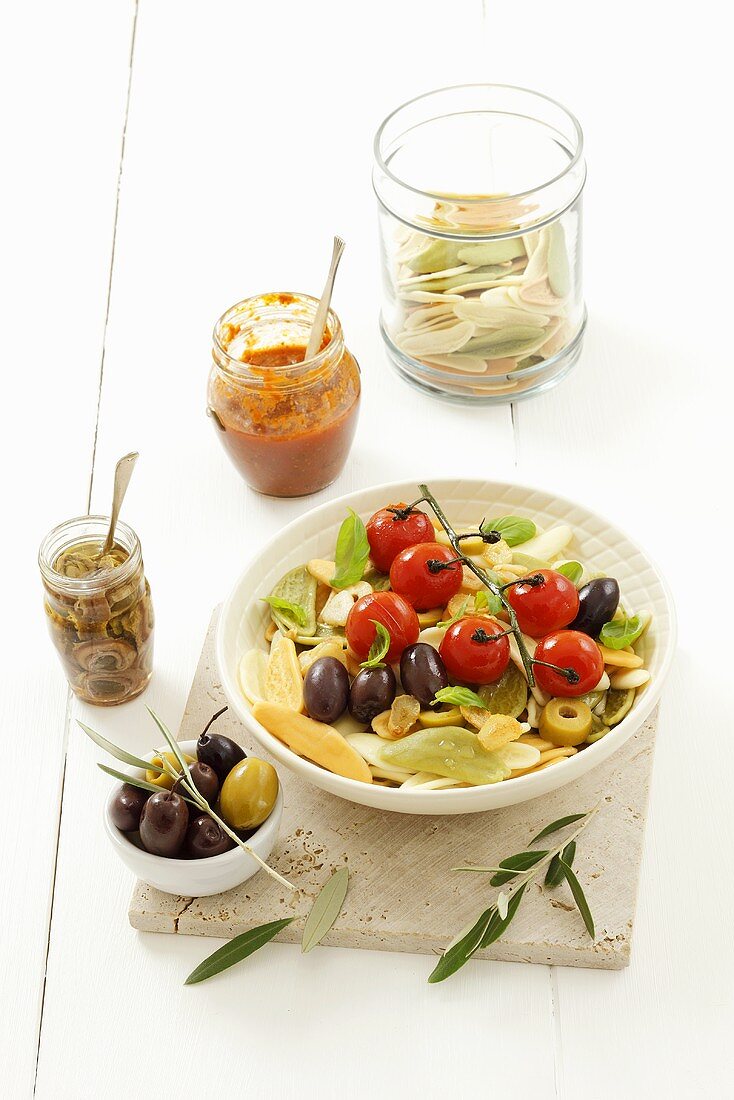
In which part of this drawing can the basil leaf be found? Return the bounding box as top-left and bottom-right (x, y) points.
(433, 685), (487, 710)
(490, 849), (549, 886)
(559, 856), (595, 938)
(599, 615), (644, 650)
(473, 590), (489, 611)
(361, 621), (390, 669)
(531, 813), (586, 843)
(544, 840), (576, 888)
(261, 595), (307, 628)
(481, 516), (536, 547)
(184, 918), (294, 985)
(331, 509), (370, 589)
(301, 866), (349, 953)
(555, 560), (583, 586)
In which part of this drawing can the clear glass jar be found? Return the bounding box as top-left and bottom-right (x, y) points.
(373, 85), (586, 403)
(39, 516), (154, 705)
(208, 292), (360, 497)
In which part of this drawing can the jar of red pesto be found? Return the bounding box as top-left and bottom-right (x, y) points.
(207, 292), (360, 497)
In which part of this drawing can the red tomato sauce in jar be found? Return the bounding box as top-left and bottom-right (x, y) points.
(208, 294), (360, 497)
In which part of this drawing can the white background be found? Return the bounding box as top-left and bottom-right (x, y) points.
(1, 1), (731, 1097)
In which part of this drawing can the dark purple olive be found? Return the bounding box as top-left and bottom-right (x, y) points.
(303, 657), (350, 723)
(139, 790), (189, 857)
(569, 578), (620, 638)
(110, 783), (149, 832)
(172, 761), (219, 806)
(399, 643), (448, 706)
(196, 732), (246, 784)
(348, 665), (396, 724)
(183, 814), (235, 859)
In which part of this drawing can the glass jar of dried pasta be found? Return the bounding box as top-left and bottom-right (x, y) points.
(373, 84), (587, 403)
(39, 515), (154, 705)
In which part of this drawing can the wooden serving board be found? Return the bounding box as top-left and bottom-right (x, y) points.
(129, 610), (658, 969)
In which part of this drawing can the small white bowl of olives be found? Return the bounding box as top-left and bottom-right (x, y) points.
(103, 735), (283, 897)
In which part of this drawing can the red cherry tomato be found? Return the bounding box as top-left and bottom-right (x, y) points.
(439, 616), (510, 685)
(389, 542), (463, 611)
(506, 569), (580, 638)
(365, 504), (435, 573)
(346, 591), (419, 663)
(533, 630), (604, 697)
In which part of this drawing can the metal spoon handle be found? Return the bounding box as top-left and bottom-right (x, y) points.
(102, 451), (139, 554)
(305, 236), (345, 361)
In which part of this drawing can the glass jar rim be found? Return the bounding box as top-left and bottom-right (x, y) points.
(373, 82), (585, 206)
(39, 515), (143, 593)
(211, 291), (344, 383)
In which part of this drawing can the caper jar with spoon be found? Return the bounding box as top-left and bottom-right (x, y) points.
(39, 453), (154, 705)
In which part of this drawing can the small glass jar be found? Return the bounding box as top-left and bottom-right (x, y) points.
(39, 516), (154, 706)
(207, 292), (360, 497)
(373, 85), (586, 403)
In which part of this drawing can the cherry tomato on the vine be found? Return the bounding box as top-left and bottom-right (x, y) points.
(533, 629), (604, 697)
(439, 616), (510, 685)
(506, 569), (579, 638)
(345, 591), (419, 663)
(365, 504), (435, 573)
(389, 542), (463, 611)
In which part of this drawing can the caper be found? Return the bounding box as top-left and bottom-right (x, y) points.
(219, 758), (279, 832)
(539, 697), (593, 747)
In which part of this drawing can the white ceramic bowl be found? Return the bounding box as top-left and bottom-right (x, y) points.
(103, 740), (283, 895)
(217, 479), (676, 815)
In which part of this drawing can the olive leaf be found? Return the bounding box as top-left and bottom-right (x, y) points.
(559, 856), (595, 938)
(481, 516), (536, 547)
(434, 685), (487, 710)
(184, 918), (294, 985)
(531, 813), (587, 843)
(261, 595), (307, 628)
(479, 883), (527, 948)
(599, 615), (644, 650)
(78, 720), (164, 774)
(555, 560), (583, 586)
(544, 840), (576, 887)
(428, 905), (495, 983)
(361, 622), (391, 670)
(97, 764), (161, 793)
(331, 509), (370, 589)
(490, 850), (549, 886)
(301, 866), (349, 953)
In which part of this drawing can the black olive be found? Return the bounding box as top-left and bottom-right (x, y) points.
(399, 643), (448, 706)
(183, 814), (234, 859)
(569, 578), (620, 638)
(172, 761), (219, 806)
(139, 790), (189, 857)
(303, 657), (350, 723)
(348, 666), (396, 724)
(110, 783), (149, 832)
(196, 732), (246, 784)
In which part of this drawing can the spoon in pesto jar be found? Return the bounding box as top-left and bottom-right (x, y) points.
(99, 451), (139, 556)
(305, 235), (345, 360)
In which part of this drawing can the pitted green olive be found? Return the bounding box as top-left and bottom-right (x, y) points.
(219, 758), (279, 831)
(539, 697), (592, 747)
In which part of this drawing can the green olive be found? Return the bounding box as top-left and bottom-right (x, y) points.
(539, 698), (593, 747)
(219, 758), (279, 831)
(145, 751), (195, 789)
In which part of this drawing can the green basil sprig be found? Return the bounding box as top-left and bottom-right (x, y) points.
(480, 515), (536, 547)
(555, 560), (584, 586)
(261, 595), (307, 627)
(434, 686), (487, 710)
(599, 615), (645, 650)
(331, 509), (370, 589)
(361, 622), (391, 669)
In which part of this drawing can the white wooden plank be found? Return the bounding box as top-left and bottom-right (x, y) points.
(0, 1), (137, 1094)
(34, 2), (555, 1097)
(489, 3), (733, 1096)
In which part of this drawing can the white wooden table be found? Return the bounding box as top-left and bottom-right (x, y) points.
(2, 2), (731, 1096)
